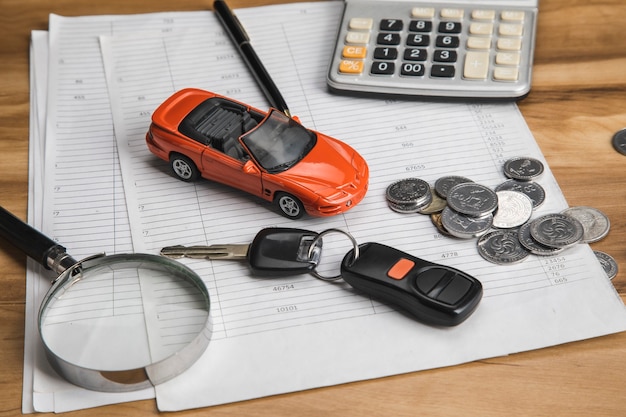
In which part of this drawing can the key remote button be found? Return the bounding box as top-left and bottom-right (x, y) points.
(436, 275), (473, 305)
(414, 267), (448, 294)
(387, 258), (415, 279)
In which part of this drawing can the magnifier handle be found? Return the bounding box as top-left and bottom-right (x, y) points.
(0, 206), (77, 273)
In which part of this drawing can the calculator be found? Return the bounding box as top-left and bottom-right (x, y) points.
(327, 0), (538, 99)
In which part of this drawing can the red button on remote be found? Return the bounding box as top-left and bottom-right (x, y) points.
(387, 258), (415, 279)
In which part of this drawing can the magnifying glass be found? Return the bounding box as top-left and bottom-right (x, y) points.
(0, 206), (212, 392)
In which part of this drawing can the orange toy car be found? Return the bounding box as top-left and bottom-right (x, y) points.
(146, 88), (369, 219)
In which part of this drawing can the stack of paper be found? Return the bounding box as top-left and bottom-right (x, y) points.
(26, 2), (626, 413)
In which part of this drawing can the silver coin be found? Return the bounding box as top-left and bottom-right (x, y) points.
(494, 179), (545, 208)
(492, 191), (534, 229)
(518, 222), (565, 256)
(441, 206), (493, 239)
(434, 176), (473, 199)
(387, 200), (421, 214)
(612, 128), (626, 156)
(503, 157), (544, 181)
(593, 250), (618, 280)
(418, 188), (447, 214)
(529, 213), (584, 248)
(387, 198), (431, 214)
(386, 178), (431, 206)
(477, 229), (530, 264)
(561, 206), (610, 243)
(447, 182), (498, 218)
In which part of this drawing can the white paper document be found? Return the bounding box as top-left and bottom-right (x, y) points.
(27, 1), (626, 413)
(100, 1), (626, 412)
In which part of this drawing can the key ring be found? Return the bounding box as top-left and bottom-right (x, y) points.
(308, 228), (360, 281)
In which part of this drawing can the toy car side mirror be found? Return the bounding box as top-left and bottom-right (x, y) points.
(243, 160), (260, 175)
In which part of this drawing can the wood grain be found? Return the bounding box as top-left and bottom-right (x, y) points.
(1, 0), (625, 415)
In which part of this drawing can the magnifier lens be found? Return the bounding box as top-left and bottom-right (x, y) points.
(39, 254), (211, 378)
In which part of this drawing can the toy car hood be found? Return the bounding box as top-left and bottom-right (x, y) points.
(272, 134), (367, 195)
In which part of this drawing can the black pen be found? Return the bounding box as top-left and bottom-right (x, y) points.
(213, 0), (291, 117)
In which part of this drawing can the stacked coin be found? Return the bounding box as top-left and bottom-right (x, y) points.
(385, 157), (616, 272)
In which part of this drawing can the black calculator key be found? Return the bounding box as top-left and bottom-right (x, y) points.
(431, 64), (456, 77)
(401, 63), (425, 77)
(409, 20), (432, 32)
(380, 19), (403, 31)
(377, 32), (401, 45)
(438, 21), (462, 34)
(340, 242), (483, 326)
(403, 48), (427, 61)
(406, 34), (430, 47)
(371, 61), (395, 75)
(434, 50), (457, 62)
(436, 35), (460, 48)
(374, 47), (398, 60)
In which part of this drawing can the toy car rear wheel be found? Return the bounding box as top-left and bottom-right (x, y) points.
(170, 154), (200, 182)
(275, 193), (305, 219)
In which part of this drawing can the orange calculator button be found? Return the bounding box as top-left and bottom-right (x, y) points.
(342, 45), (367, 59)
(339, 59), (365, 74)
(387, 258), (415, 280)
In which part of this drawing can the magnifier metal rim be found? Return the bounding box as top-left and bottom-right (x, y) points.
(38, 253), (212, 393)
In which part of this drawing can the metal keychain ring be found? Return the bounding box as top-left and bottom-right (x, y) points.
(308, 228), (360, 281)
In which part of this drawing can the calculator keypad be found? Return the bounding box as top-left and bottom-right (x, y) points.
(327, 1), (538, 99)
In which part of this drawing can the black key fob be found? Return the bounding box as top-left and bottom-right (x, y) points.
(248, 228), (321, 276)
(340, 242), (483, 326)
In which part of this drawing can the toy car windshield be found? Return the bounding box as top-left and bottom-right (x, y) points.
(241, 109), (316, 173)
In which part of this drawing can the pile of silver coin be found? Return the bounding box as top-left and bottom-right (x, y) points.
(385, 157), (618, 279)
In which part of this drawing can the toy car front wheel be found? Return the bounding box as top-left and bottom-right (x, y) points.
(170, 154), (200, 182)
(275, 193), (305, 219)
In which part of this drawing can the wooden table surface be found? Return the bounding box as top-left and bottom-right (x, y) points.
(1, 0), (625, 415)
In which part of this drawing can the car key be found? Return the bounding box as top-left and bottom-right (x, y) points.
(340, 242), (482, 326)
(160, 227), (322, 276)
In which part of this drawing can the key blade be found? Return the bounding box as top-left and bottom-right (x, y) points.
(160, 244), (249, 260)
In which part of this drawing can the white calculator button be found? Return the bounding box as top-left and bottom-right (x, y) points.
(464, 51), (490, 79)
(467, 36), (492, 50)
(499, 23), (524, 37)
(472, 10), (496, 20)
(494, 66), (519, 81)
(496, 52), (521, 66)
(469, 22), (494, 35)
(346, 31), (370, 44)
(441, 8), (464, 19)
(497, 37), (523, 51)
(411, 7), (435, 18)
(349, 17), (374, 30)
(501, 10), (525, 22)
